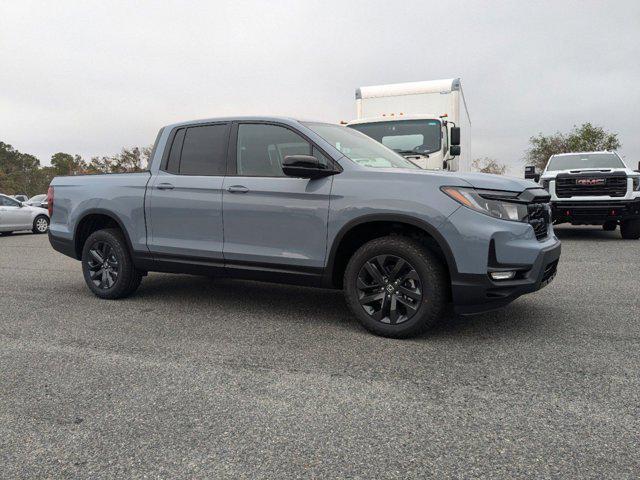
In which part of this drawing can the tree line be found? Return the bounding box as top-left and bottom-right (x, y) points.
(0, 143), (151, 196)
(0, 122), (621, 196)
(474, 123), (621, 175)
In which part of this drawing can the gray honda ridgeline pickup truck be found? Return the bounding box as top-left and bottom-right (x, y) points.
(48, 117), (560, 338)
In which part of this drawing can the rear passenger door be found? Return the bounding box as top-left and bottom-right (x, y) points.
(146, 123), (229, 262)
(222, 122), (334, 281)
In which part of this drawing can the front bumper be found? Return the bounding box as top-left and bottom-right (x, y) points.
(551, 198), (640, 225)
(451, 241), (560, 314)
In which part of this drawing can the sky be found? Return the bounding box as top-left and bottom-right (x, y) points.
(2, 0), (639, 176)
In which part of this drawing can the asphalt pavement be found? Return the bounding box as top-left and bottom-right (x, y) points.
(1, 227), (638, 479)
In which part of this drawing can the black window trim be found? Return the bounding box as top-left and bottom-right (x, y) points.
(159, 122), (232, 176)
(227, 120), (342, 177)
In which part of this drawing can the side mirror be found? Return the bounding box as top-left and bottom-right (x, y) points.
(524, 165), (540, 182)
(449, 145), (461, 157)
(450, 127), (461, 146)
(282, 155), (334, 179)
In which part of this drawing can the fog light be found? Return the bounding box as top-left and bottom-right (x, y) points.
(490, 271), (516, 281)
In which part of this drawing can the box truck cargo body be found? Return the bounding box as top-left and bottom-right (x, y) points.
(348, 78), (471, 172)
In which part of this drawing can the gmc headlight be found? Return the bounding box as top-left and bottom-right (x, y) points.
(441, 186), (529, 221)
(633, 177), (640, 191)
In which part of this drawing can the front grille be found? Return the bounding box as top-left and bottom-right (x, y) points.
(555, 173), (627, 198)
(527, 203), (550, 240)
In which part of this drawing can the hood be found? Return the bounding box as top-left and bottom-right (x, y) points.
(441, 172), (538, 192)
(351, 163), (539, 192)
(541, 167), (633, 179)
(21, 204), (49, 216)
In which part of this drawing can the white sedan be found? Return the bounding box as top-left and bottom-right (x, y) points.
(0, 194), (50, 236)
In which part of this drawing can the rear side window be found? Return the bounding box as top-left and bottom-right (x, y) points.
(163, 124), (229, 175)
(180, 125), (229, 175)
(237, 124), (312, 177)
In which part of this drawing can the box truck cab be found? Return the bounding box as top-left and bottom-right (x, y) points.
(347, 78), (471, 172)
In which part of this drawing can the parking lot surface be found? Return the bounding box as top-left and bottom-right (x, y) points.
(1, 228), (639, 479)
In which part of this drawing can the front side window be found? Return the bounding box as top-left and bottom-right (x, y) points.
(304, 122), (418, 169)
(237, 124), (312, 177)
(546, 153), (625, 171)
(1, 195), (20, 207)
(348, 119), (442, 155)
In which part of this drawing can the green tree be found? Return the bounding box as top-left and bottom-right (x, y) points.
(50, 152), (87, 176)
(525, 123), (621, 171)
(471, 157), (507, 175)
(110, 146), (152, 173)
(0, 142), (44, 195)
(85, 156), (114, 174)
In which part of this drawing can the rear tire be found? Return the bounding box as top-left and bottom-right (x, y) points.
(343, 236), (448, 338)
(32, 215), (49, 234)
(81, 228), (143, 299)
(602, 221), (617, 231)
(620, 219), (640, 239)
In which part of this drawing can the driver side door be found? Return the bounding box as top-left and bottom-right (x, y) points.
(222, 122), (334, 284)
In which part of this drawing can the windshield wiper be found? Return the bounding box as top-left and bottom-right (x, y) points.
(395, 149), (429, 157)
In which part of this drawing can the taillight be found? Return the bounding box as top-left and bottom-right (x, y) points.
(47, 186), (54, 217)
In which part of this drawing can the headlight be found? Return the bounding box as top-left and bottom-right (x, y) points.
(541, 179), (550, 191)
(633, 177), (640, 191)
(441, 186), (529, 221)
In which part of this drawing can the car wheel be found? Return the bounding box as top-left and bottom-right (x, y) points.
(620, 219), (640, 239)
(602, 221), (617, 231)
(0, 231), (13, 236)
(32, 215), (50, 234)
(343, 236), (448, 338)
(81, 228), (143, 299)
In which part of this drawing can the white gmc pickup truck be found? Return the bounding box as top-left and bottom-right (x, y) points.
(527, 151), (640, 239)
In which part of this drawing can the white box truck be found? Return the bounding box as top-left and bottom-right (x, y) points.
(347, 78), (471, 172)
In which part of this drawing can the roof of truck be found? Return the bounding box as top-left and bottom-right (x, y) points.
(356, 78), (460, 100)
(164, 116), (317, 130)
(550, 151), (616, 156)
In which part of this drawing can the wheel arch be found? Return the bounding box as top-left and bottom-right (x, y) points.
(324, 214), (458, 289)
(73, 209), (135, 259)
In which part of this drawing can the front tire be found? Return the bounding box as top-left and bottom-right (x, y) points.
(343, 236), (448, 338)
(32, 215), (49, 234)
(81, 228), (143, 299)
(620, 219), (640, 239)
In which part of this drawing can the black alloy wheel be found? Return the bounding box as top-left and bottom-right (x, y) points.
(86, 240), (120, 290)
(343, 236), (447, 338)
(356, 254), (423, 325)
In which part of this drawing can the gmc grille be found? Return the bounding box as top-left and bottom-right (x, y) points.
(555, 173), (628, 198)
(527, 203), (550, 241)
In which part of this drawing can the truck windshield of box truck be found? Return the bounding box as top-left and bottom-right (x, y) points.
(348, 119), (442, 156)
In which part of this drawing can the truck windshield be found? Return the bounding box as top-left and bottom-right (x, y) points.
(546, 153), (625, 171)
(347, 119), (442, 155)
(304, 123), (419, 169)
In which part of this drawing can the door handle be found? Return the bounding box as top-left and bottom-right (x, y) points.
(156, 183), (175, 190)
(227, 185), (249, 193)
